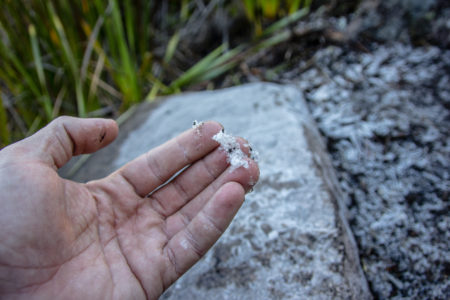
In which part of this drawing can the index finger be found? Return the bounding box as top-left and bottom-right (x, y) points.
(111, 121), (223, 197)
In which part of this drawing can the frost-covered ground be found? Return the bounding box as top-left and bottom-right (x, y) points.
(288, 43), (449, 298)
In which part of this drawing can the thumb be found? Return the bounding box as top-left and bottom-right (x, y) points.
(17, 116), (118, 169)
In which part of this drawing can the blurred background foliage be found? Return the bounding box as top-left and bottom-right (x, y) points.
(0, 0), (314, 147)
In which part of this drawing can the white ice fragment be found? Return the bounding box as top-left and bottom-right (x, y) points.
(213, 131), (249, 171)
(268, 231), (279, 240)
(192, 120), (204, 128)
(244, 142), (260, 162)
(192, 120), (204, 134)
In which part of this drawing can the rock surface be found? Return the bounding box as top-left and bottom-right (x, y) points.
(62, 83), (370, 299)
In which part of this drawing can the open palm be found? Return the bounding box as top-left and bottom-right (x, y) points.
(0, 117), (259, 299)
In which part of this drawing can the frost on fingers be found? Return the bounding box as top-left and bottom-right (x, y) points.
(212, 130), (259, 172)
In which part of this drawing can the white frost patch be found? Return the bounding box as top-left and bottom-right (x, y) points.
(213, 130), (250, 171)
(268, 231), (279, 240)
(192, 120), (204, 134)
(244, 142), (260, 162)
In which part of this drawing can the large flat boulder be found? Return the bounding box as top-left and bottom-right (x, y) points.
(61, 83), (371, 299)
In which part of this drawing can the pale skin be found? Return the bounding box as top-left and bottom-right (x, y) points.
(0, 117), (259, 299)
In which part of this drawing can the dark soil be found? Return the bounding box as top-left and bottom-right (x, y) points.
(296, 42), (449, 299)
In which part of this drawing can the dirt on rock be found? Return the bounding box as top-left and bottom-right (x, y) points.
(294, 42), (449, 299)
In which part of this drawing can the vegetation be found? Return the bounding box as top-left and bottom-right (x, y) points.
(243, 0), (312, 34)
(0, 0), (312, 147)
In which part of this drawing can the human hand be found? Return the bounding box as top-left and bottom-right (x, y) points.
(0, 117), (259, 299)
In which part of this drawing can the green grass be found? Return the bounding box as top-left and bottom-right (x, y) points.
(242, 0), (312, 35)
(0, 0), (313, 147)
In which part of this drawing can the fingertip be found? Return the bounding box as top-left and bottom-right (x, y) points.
(218, 181), (246, 205)
(101, 118), (119, 145)
(71, 118), (118, 155)
(244, 158), (260, 189)
(207, 181), (245, 229)
(224, 158), (260, 193)
(206, 120), (224, 131)
(107, 118), (119, 133)
(190, 121), (224, 152)
(198, 121), (224, 137)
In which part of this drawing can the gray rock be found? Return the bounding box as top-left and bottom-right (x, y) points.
(61, 83), (371, 299)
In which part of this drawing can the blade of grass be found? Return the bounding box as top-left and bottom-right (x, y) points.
(304, 0), (313, 9)
(26, 115), (42, 137)
(137, 0), (152, 59)
(195, 61), (239, 83)
(243, 0), (263, 36)
(29, 24), (53, 121)
(79, 13), (111, 74)
(80, 16), (105, 82)
(243, 0), (257, 20)
(144, 74), (168, 101)
(6, 96), (28, 137)
(167, 44), (229, 91)
(263, 7), (309, 36)
(52, 86), (67, 119)
(48, 2), (86, 117)
(145, 82), (161, 102)
(288, 0), (302, 14)
(28, 25), (47, 92)
(0, 37), (41, 98)
(260, 0), (280, 19)
(86, 74), (122, 99)
(109, 0), (140, 105)
(138, 52), (153, 77)
(255, 30), (291, 51)
(163, 31), (180, 64)
(181, 0), (190, 22)
(191, 46), (245, 83)
(0, 92), (10, 147)
(88, 52), (106, 102)
(124, 0), (136, 55)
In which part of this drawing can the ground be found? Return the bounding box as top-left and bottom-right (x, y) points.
(296, 42), (449, 299)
